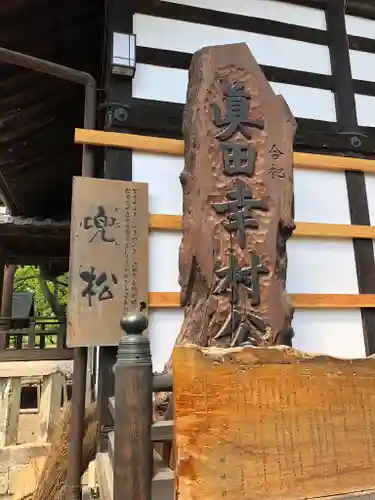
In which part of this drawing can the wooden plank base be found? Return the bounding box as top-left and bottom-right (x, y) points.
(173, 345), (375, 500)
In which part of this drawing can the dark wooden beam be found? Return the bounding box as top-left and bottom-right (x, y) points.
(326, 0), (357, 128)
(346, 0), (375, 20)
(137, 46), (333, 89)
(1, 265), (15, 319)
(136, 2), (328, 45)
(96, 0), (135, 454)
(112, 97), (375, 155)
(103, 0), (133, 181)
(349, 34), (375, 54)
(326, 0), (375, 355)
(0, 254), (6, 350)
(272, 0), (326, 7)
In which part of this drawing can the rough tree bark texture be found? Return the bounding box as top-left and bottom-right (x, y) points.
(155, 43), (296, 423)
(175, 42), (296, 351)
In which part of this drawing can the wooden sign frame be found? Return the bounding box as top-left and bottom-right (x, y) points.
(67, 177), (148, 347)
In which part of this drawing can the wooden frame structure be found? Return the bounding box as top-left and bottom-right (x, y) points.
(0, 216), (71, 361)
(75, 129), (375, 175)
(5, 0), (375, 498)
(75, 128), (375, 311)
(100, 0), (375, 358)
(0, 316), (71, 361)
(91, 13), (375, 499)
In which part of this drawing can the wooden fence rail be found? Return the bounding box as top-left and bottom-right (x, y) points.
(97, 313), (174, 500)
(0, 316), (73, 361)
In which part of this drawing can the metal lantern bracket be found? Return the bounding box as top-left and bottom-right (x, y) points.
(97, 102), (130, 128)
(111, 32), (136, 78)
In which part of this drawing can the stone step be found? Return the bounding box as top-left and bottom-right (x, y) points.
(96, 452), (113, 500)
(97, 442), (174, 500)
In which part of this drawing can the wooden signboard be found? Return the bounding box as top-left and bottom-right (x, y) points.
(67, 177), (148, 347)
(174, 345), (375, 500)
(176, 42), (296, 351)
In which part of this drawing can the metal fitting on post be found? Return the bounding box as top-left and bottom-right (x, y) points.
(117, 311), (150, 364)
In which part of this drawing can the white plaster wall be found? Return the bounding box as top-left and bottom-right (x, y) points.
(292, 310), (366, 358)
(163, 0), (327, 30)
(346, 14), (375, 127)
(346, 14), (375, 39)
(355, 94), (375, 127)
(365, 174), (375, 228)
(134, 14), (331, 75)
(351, 47), (375, 127)
(131, 8), (366, 371)
(350, 51), (375, 83)
(133, 151), (363, 370)
(134, 64), (336, 121)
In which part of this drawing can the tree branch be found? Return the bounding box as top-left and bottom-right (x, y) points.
(14, 275), (40, 284)
(37, 276), (64, 317)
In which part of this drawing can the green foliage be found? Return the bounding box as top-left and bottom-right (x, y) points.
(13, 265), (68, 317)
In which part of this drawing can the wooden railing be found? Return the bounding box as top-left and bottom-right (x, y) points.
(97, 312), (174, 500)
(0, 316), (73, 361)
(109, 373), (174, 500)
(101, 313), (375, 500)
